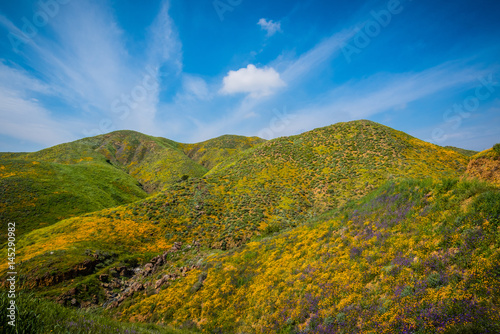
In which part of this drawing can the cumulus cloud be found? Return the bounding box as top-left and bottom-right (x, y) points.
(257, 18), (282, 37)
(220, 64), (286, 98)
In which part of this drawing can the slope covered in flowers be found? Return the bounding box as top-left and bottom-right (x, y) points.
(7, 121), (470, 297)
(122, 178), (500, 333)
(180, 135), (266, 170)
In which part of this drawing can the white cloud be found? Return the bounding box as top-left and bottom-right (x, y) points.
(220, 64), (286, 98)
(257, 18), (282, 37)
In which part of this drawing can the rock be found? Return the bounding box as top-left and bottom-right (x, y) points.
(130, 282), (144, 293)
(98, 274), (109, 282)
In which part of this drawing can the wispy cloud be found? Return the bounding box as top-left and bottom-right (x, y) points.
(0, 0), (183, 145)
(0, 62), (76, 147)
(257, 18), (282, 37)
(277, 62), (491, 136)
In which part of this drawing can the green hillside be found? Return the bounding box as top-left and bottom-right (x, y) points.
(0, 131), (267, 244)
(25, 130), (209, 193)
(7, 121), (469, 295)
(121, 178), (500, 333)
(0, 158), (147, 243)
(180, 135), (266, 170)
(2, 121), (496, 334)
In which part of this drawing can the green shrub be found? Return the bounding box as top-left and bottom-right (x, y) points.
(493, 143), (500, 155)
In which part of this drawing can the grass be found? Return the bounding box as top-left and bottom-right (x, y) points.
(180, 134), (265, 170)
(0, 158), (147, 243)
(121, 178), (500, 333)
(0, 291), (195, 334)
(443, 146), (478, 157)
(1, 120), (494, 334)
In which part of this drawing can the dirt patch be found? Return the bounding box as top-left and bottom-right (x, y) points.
(464, 157), (500, 186)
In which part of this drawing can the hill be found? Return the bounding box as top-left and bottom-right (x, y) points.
(0, 130), (211, 242)
(23, 130), (209, 193)
(0, 157), (147, 243)
(121, 178), (500, 333)
(180, 135), (266, 170)
(6, 121), (471, 304)
(0, 131), (268, 244)
(443, 146), (478, 157)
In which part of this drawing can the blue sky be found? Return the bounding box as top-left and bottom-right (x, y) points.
(0, 0), (499, 152)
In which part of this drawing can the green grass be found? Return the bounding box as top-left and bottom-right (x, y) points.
(0, 291), (196, 334)
(0, 159), (147, 243)
(180, 134), (266, 170)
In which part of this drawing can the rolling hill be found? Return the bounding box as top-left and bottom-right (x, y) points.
(2, 120), (497, 333)
(7, 122), (469, 292)
(0, 131), (264, 242)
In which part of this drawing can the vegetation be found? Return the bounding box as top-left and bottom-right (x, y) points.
(443, 146), (478, 157)
(24, 130), (209, 193)
(0, 158), (147, 243)
(0, 292), (194, 333)
(494, 143), (500, 155)
(121, 178), (500, 333)
(180, 135), (265, 170)
(1, 120), (497, 333)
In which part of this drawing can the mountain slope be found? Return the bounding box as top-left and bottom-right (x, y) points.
(444, 145), (478, 157)
(121, 178), (500, 333)
(180, 135), (265, 170)
(8, 121), (471, 297)
(464, 146), (500, 185)
(0, 157), (147, 243)
(24, 130), (209, 192)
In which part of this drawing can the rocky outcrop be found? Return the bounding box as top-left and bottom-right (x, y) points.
(104, 241), (201, 309)
(32, 258), (101, 288)
(464, 156), (500, 185)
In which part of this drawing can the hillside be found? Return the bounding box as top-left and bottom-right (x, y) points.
(121, 178), (500, 333)
(0, 157), (147, 243)
(6, 121), (471, 303)
(464, 145), (500, 185)
(0, 130), (207, 241)
(444, 146), (478, 157)
(0, 131), (268, 241)
(24, 130), (209, 193)
(180, 135), (266, 170)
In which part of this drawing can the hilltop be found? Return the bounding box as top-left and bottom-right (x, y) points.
(0, 131), (263, 241)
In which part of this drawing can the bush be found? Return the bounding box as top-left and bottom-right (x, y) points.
(493, 143), (500, 155)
